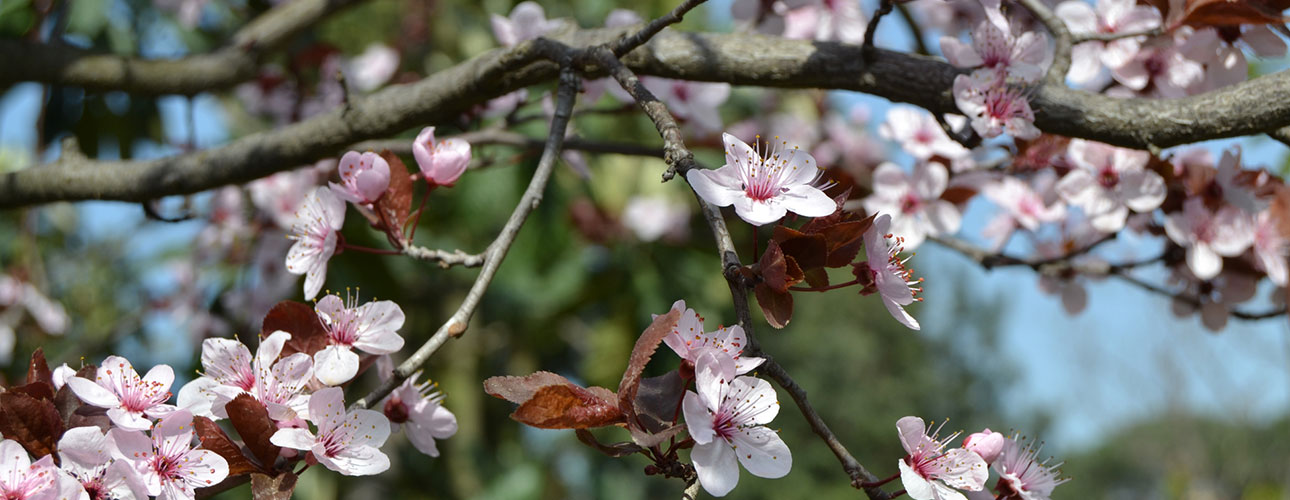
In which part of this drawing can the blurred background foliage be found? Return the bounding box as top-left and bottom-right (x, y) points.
(2, 0), (1290, 498)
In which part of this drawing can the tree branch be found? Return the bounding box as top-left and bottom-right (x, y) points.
(1015, 0), (1073, 84)
(0, 0), (365, 94)
(353, 130), (664, 158)
(351, 65), (580, 410)
(612, 0), (708, 57)
(7, 30), (1290, 208)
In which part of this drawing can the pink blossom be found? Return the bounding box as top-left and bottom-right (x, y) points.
(58, 426), (149, 500)
(52, 363), (76, 390)
(782, 0), (868, 45)
(623, 196), (690, 242)
(1213, 147), (1267, 214)
(177, 331), (313, 422)
(285, 186), (346, 301)
(940, 16), (1048, 82)
(490, 1), (565, 47)
(682, 353), (790, 497)
(1056, 0), (1162, 84)
(412, 127), (471, 187)
(1055, 139), (1165, 233)
(993, 436), (1068, 500)
(313, 291), (406, 386)
(330, 151), (390, 205)
(1164, 198), (1255, 280)
(812, 108), (886, 174)
(1253, 209), (1289, 286)
(67, 356), (177, 431)
(1033, 223), (1105, 315)
(687, 133), (835, 226)
(863, 162), (962, 249)
(1183, 26), (1286, 90)
(982, 174), (1066, 248)
(344, 44), (399, 93)
(1111, 36), (1204, 97)
(660, 300), (764, 374)
(895, 416), (988, 500)
(270, 387), (391, 476)
(110, 411), (229, 500)
(382, 372), (457, 457)
(858, 214), (923, 330)
(962, 428), (1005, 465)
(0, 439), (65, 500)
(952, 70), (1040, 140)
(248, 162), (329, 230)
(610, 78), (732, 135)
(1169, 268), (1257, 332)
(879, 106), (971, 162)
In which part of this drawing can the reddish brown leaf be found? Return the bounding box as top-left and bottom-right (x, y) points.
(511, 384), (625, 429)
(26, 349), (53, 388)
(820, 217), (875, 268)
(575, 429), (645, 457)
(803, 267), (830, 289)
(772, 226), (828, 270)
(616, 309), (681, 421)
(376, 151), (414, 240)
(251, 472), (298, 500)
(0, 392), (63, 458)
(484, 372), (577, 404)
(757, 240), (804, 293)
(1168, 0), (1289, 27)
(941, 186), (977, 205)
(631, 371), (686, 434)
(261, 301), (329, 358)
(226, 394), (281, 470)
(8, 382), (54, 402)
(57, 366), (109, 431)
(195, 416), (262, 477)
(754, 283), (794, 329)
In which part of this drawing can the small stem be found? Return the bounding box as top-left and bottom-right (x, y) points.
(889, 490), (905, 499)
(788, 279), (861, 292)
(342, 244), (403, 255)
(407, 183), (433, 241)
(861, 473), (900, 488)
(862, 0), (894, 60)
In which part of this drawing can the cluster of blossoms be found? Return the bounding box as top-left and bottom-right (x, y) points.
(888, 417), (1067, 500)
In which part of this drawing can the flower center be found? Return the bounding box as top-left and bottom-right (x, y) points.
(1097, 166), (1119, 188)
(384, 397), (410, 424)
(899, 193), (922, 214)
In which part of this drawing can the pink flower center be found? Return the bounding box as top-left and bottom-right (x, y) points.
(384, 397), (410, 424)
(319, 428), (350, 458)
(1097, 165), (1119, 188)
(1, 466), (53, 499)
(324, 294), (365, 347)
(710, 383), (773, 441)
(899, 193), (923, 214)
(735, 136), (818, 203)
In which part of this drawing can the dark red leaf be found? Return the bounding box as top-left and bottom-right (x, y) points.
(58, 366), (109, 431)
(617, 309), (681, 422)
(226, 394), (281, 470)
(511, 384), (625, 429)
(941, 186), (977, 205)
(261, 301), (329, 358)
(0, 392), (63, 458)
(26, 349), (52, 388)
(8, 382), (54, 402)
(758, 240), (804, 292)
(772, 226), (828, 271)
(484, 372), (577, 404)
(251, 472), (298, 500)
(195, 416), (263, 477)
(375, 150), (414, 240)
(631, 371), (686, 434)
(754, 283), (794, 329)
(822, 216), (875, 268)
(803, 267), (830, 289)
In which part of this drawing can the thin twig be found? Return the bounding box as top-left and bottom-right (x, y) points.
(401, 246), (486, 268)
(1015, 0), (1072, 84)
(681, 479), (701, 500)
(863, 0), (895, 60)
(353, 130), (664, 158)
(586, 48), (697, 181)
(1071, 26), (1163, 44)
(894, 2), (931, 56)
(612, 0), (708, 57)
(351, 66), (580, 410)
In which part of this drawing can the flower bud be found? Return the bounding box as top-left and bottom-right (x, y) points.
(413, 126), (471, 187)
(963, 428), (1005, 464)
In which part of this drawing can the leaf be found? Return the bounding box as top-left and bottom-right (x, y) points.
(26, 348), (52, 388)
(375, 150), (413, 240)
(820, 216), (875, 268)
(0, 392), (63, 458)
(754, 283), (794, 329)
(195, 416), (262, 477)
(1163, 0), (1290, 27)
(251, 472), (298, 500)
(803, 267), (830, 289)
(58, 366), (109, 431)
(772, 226), (828, 271)
(631, 371), (686, 434)
(511, 384), (625, 429)
(629, 423), (686, 449)
(941, 186), (977, 205)
(8, 382), (54, 402)
(484, 371), (578, 404)
(226, 394), (281, 470)
(757, 240), (803, 293)
(575, 429), (645, 457)
(261, 301), (329, 359)
(616, 309), (681, 423)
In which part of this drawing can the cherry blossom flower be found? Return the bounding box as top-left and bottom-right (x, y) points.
(412, 127), (471, 187)
(381, 372), (457, 458)
(1055, 139), (1165, 233)
(941, 16), (1048, 82)
(110, 411), (229, 500)
(52, 363), (76, 390)
(623, 196), (690, 242)
(982, 174), (1066, 249)
(1253, 209), (1289, 286)
(952, 70), (1040, 140)
(1033, 224), (1106, 315)
(330, 151), (390, 206)
(863, 162), (962, 249)
(285, 186), (346, 301)
(344, 44), (399, 93)
(895, 416), (988, 500)
(993, 436), (1068, 500)
(812, 108), (886, 175)
(58, 426), (149, 500)
(1111, 36), (1204, 98)
(67, 356), (177, 431)
(490, 1), (564, 47)
(1169, 268), (1257, 332)
(687, 133), (835, 226)
(857, 214), (923, 330)
(1164, 198), (1255, 280)
(248, 162), (329, 230)
(313, 291), (406, 386)
(177, 331), (313, 422)
(879, 106), (971, 162)
(660, 300), (764, 374)
(1212, 147), (1267, 214)
(1183, 25), (1286, 90)
(962, 428), (1005, 465)
(270, 387), (391, 476)
(782, 0), (868, 45)
(0, 438), (66, 500)
(682, 353), (790, 497)
(1056, 0), (1162, 84)
(608, 78), (732, 135)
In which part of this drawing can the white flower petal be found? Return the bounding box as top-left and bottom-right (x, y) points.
(693, 440), (740, 497)
(729, 425), (792, 479)
(313, 345), (360, 386)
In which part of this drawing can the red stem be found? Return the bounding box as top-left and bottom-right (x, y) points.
(788, 278), (861, 292)
(407, 182), (435, 241)
(342, 244), (403, 255)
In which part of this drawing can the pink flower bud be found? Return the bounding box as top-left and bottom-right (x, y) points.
(413, 126), (471, 187)
(330, 151), (391, 205)
(963, 428), (1005, 464)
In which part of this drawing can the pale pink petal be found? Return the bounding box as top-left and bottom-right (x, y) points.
(177, 449), (228, 488)
(779, 185), (836, 218)
(693, 440), (740, 497)
(1117, 169), (1165, 212)
(1187, 244), (1223, 280)
(269, 428), (317, 451)
(940, 36), (984, 68)
(316, 445), (390, 476)
(898, 458), (944, 500)
(913, 162), (949, 200)
(882, 296), (921, 330)
(930, 447), (989, 490)
(1060, 282), (1088, 315)
(1243, 25), (1286, 57)
(67, 377), (120, 408)
(176, 377), (220, 419)
(687, 167), (745, 208)
(733, 196), (788, 226)
(683, 391), (715, 444)
(313, 346), (360, 386)
(729, 425), (791, 479)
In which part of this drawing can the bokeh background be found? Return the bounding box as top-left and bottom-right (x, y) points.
(2, 0), (1289, 498)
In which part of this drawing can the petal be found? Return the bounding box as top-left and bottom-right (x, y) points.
(257, 331), (291, 367)
(1055, 170), (1095, 206)
(692, 440), (740, 497)
(318, 445), (391, 476)
(315, 294), (344, 322)
(142, 364), (175, 393)
(176, 377), (220, 419)
(896, 416), (931, 455)
(883, 296), (921, 330)
(313, 346), (360, 386)
(1242, 25), (1286, 57)
(405, 421), (442, 457)
(728, 376), (780, 425)
(356, 169), (390, 202)
(107, 428), (152, 463)
(308, 387), (347, 432)
(353, 301), (405, 344)
(930, 447), (989, 490)
(67, 377), (120, 408)
(178, 449), (229, 489)
(913, 162), (949, 199)
(1089, 205), (1129, 233)
(940, 36), (984, 68)
(682, 391), (716, 445)
(686, 167), (745, 208)
(302, 243), (333, 301)
(342, 409), (392, 448)
(779, 185), (837, 218)
(200, 338), (253, 385)
(410, 403), (459, 439)
(58, 426), (113, 468)
(898, 459), (940, 500)
(694, 353), (737, 414)
(0, 439), (31, 476)
(722, 133), (759, 174)
(1187, 244), (1223, 280)
(314, 187), (346, 230)
(1117, 170), (1166, 212)
(733, 197), (787, 226)
(922, 200), (963, 236)
(269, 428), (317, 451)
(729, 425), (792, 479)
(1060, 283), (1089, 315)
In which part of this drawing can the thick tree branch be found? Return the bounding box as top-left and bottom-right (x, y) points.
(7, 30), (1290, 207)
(0, 0), (364, 94)
(351, 66), (580, 410)
(354, 130), (664, 158)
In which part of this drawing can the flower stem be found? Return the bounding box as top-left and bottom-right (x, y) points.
(407, 183), (434, 241)
(859, 472), (899, 488)
(788, 279), (861, 292)
(342, 243), (403, 255)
